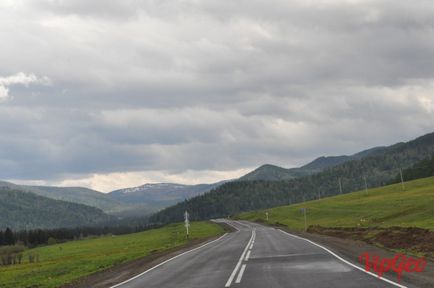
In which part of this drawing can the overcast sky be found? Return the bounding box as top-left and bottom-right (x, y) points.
(1, 0), (433, 192)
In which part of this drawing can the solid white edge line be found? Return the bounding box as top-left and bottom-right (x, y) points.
(225, 229), (255, 287)
(278, 229), (407, 288)
(234, 220), (251, 229)
(110, 233), (228, 288)
(235, 264), (247, 284)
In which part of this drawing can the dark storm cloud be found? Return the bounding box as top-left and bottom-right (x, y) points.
(0, 0), (433, 188)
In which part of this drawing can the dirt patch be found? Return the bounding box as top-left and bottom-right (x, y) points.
(375, 227), (434, 254)
(307, 225), (434, 258)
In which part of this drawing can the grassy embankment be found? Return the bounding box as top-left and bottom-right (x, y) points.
(238, 176), (434, 230)
(237, 176), (434, 257)
(0, 221), (224, 288)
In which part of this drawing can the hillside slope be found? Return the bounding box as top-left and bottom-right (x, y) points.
(239, 147), (385, 181)
(238, 176), (434, 230)
(150, 131), (434, 224)
(0, 188), (113, 230)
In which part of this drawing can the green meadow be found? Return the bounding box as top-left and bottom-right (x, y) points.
(0, 221), (224, 288)
(238, 176), (434, 231)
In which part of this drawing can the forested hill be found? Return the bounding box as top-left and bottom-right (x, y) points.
(390, 156), (434, 183)
(238, 146), (385, 181)
(150, 132), (434, 224)
(0, 181), (127, 214)
(0, 188), (113, 230)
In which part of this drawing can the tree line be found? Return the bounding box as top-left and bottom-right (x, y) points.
(0, 221), (162, 248)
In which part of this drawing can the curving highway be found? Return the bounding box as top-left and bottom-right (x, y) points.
(110, 220), (409, 288)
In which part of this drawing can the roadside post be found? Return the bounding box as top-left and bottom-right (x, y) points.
(266, 212), (269, 221)
(400, 168), (405, 190)
(300, 208), (307, 232)
(364, 175), (368, 195)
(184, 211), (190, 239)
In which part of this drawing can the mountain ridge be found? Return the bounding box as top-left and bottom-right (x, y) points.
(239, 146), (385, 181)
(108, 181), (227, 216)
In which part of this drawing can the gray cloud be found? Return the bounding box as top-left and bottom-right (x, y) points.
(0, 0), (433, 189)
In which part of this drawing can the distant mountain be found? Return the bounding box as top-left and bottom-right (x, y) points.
(239, 164), (305, 181)
(0, 180), (227, 219)
(0, 181), (129, 214)
(239, 147), (385, 181)
(109, 181), (226, 215)
(150, 131), (434, 224)
(0, 187), (113, 230)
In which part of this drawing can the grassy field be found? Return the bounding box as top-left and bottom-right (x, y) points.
(237, 176), (434, 231)
(0, 221), (224, 288)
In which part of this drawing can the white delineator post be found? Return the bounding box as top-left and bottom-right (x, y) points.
(364, 175), (368, 195)
(400, 168), (405, 190)
(184, 211), (190, 238)
(301, 208), (307, 232)
(266, 212), (269, 221)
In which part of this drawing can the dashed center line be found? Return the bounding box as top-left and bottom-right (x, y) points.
(225, 228), (255, 287)
(235, 264), (247, 284)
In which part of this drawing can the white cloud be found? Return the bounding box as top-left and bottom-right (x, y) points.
(0, 85), (9, 101)
(0, 72), (50, 101)
(0, 1), (434, 190)
(11, 168), (252, 192)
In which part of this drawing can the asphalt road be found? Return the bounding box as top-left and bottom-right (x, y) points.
(111, 220), (407, 288)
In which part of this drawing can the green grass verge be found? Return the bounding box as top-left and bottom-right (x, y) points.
(237, 176), (434, 231)
(0, 221), (224, 288)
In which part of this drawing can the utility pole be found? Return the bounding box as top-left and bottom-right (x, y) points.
(364, 175), (368, 195)
(400, 168), (405, 191)
(184, 211), (190, 239)
(338, 178), (343, 194)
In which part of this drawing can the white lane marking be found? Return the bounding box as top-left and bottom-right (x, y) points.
(225, 229), (255, 287)
(249, 252), (324, 260)
(278, 229), (407, 288)
(222, 220), (240, 232)
(110, 233), (228, 288)
(235, 264), (247, 284)
(245, 250), (251, 261)
(249, 230), (256, 249)
(234, 221), (251, 229)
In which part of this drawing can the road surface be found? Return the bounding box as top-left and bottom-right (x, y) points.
(111, 220), (408, 288)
